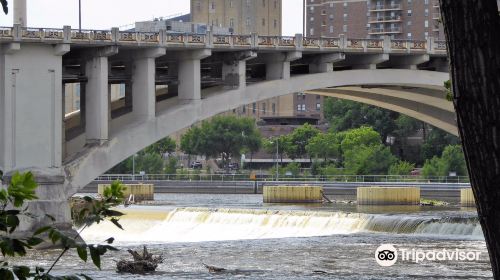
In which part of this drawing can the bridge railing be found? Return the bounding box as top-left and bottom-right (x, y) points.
(95, 174), (469, 184)
(0, 24), (449, 53)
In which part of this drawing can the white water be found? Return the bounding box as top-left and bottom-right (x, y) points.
(80, 208), (483, 245)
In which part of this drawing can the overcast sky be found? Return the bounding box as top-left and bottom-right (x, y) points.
(0, 0), (303, 35)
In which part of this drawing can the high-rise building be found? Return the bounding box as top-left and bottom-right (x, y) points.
(190, 0), (283, 35)
(306, 0), (446, 41)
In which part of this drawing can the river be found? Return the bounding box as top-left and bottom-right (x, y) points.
(15, 193), (492, 279)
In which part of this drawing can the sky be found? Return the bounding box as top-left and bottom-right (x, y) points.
(0, 0), (303, 35)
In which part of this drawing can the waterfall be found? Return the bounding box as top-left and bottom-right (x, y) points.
(80, 208), (483, 245)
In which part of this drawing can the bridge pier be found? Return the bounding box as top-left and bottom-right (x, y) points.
(177, 49), (211, 101)
(222, 51), (256, 89)
(263, 51), (302, 80)
(132, 48), (165, 120)
(84, 46), (118, 144)
(308, 53), (346, 73)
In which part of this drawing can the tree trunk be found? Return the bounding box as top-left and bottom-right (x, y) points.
(440, 1), (500, 278)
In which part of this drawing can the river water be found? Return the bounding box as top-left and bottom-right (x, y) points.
(16, 194), (493, 279)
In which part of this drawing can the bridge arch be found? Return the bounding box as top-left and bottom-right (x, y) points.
(65, 69), (451, 193)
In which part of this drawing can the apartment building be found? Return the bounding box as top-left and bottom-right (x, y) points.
(306, 0), (446, 40)
(190, 0), (282, 35)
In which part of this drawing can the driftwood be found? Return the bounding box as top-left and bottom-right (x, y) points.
(117, 246), (164, 274)
(202, 263), (226, 273)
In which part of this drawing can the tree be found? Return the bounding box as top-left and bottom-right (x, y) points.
(263, 136), (288, 163)
(392, 115), (422, 161)
(324, 97), (398, 141)
(164, 157), (178, 174)
(180, 116), (262, 167)
(306, 132), (341, 161)
(389, 160), (415, 175)
(340, 126), (381, 153)
(135, 153), (164, 174)
(283, 123), (320, 160)
(421, 127), (459, 161)
(144, 137), (176, 157)
(421, 145), (467, 177)
(344, 144), (396, 175)
(440, 2), (500, 275)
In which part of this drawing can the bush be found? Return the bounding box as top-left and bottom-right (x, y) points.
(389, 161), (415, 175)
(164, 157), (177, 174)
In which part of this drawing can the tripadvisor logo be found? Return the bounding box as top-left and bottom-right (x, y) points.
(375, 244), (482, 266)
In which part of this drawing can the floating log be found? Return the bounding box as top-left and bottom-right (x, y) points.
(117, 246), (164, 274)
(203, 263), (226, 273)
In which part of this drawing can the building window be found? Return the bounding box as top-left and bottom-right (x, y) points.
(297, 104), (301, 111)
(272, 103), (276, 115)
(330, 3), (334, 7)
(407, 10), (412, 16)
(407, 20), (412, 26)
(329, 14), (334, 20)
(322, 9), (327, 15)
(310, 17), (314, 22)
(407, 0), (412, 4)
(316, 103), (321, 111)
(211, 1), (215, 9)
(302, 104), (306, 111)
(322, 20), (326, 26)
(343, 13), (348, 21)
(330, 26), (334, 33)
(263, 0), (266, 7)
(230, 0), (233, 7)
(246, 17), (251, 27)
(343, 2), (348, 7)
(274, 0), (277, 9)
(343, 25), (347, 32)
(274, 20), (277, 28)
(310, 28), (314, 35)
(407, 32), (412, 38)
(230, 18), (234, 27)
(197, 1), (201, 11)
(425, 20), (429, 28)
(262, 18), (266, 26)
(252, 103), (256, 114)
(425, 8), (429, 17)
(262, 103), (266, 114)
(242, 105), (246, 113)
(246, 0), (250, 7)
(310, 6), (314, 12)
(424, 31), (429, 38)
(425, 0), (429, 4)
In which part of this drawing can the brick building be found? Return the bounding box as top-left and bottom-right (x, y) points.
(306, 0), (446, 40)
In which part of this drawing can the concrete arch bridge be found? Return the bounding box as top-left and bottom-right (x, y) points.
(0, 25), (451, 228)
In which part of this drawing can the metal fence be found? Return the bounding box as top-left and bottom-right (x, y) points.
(96, 174), (470, 184)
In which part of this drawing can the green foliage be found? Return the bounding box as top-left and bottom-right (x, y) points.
(340, 126), (381, 152)
(320, 164), (346, 176)
(135, 153), (164, 174)
(422, 128), (460, 160)
(263, 136), (288, 162)
(0, 172), (123, 279)
(165, 157), (178, 174)
(306, 132), (341, 160)
(143, 137), (176, 156)
(279, 162), (301, 177)
(389, 160), (415, 175)
(284, 123), (320, 159)
(444, 80), (453, 101)
(344, 144), (397, 175)
(180, 116), (262, 165)
(324, 97), (398, 140)
(421, 145), (467, 177)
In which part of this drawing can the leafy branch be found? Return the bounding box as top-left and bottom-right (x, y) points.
(0, 172), (125, 280)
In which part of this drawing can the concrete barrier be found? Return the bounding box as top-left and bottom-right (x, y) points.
(357, 187), (420, 205)
(263, 185), (323, 203)
(460, 188), (476, 207)
(98, 184), (154, 202)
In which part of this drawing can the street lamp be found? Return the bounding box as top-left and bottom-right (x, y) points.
(132, 153), (137, 180)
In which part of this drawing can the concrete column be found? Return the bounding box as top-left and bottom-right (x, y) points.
(0, 44), (67, 173)
(222, 51), (256, 89)
(85, 46), (118, 144)
(13, 0), (27, 27)
(264, 51), (302, 80)
(389, 54), (430, 70)
(132, 48), (165, 120)
(308, 53), (345, 73)
(177, 49), (211, 101)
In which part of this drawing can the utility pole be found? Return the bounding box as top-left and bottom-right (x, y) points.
(303, 0), (306, 36)
(79, 0), (82, 32)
